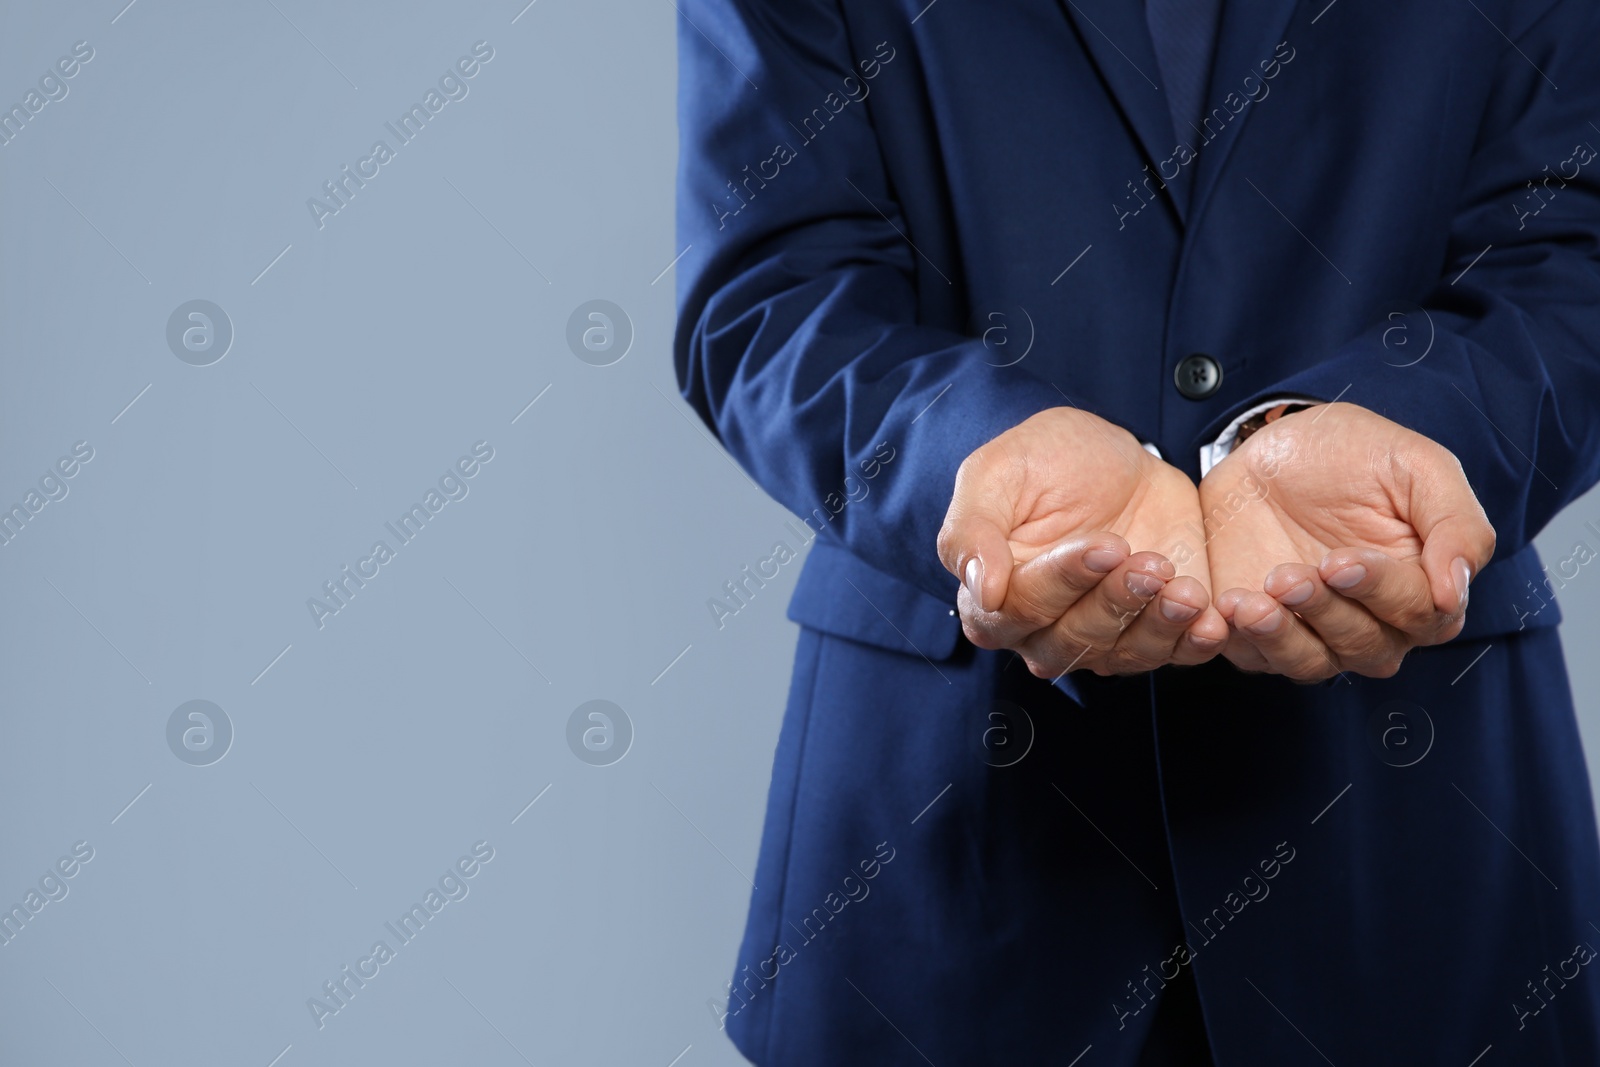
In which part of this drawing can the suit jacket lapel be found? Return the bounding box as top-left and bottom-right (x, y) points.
(1186, 0), (1303, 227)
(1056, 0), (1186, 221)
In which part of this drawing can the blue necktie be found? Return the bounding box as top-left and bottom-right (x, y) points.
(1146, 0), (1224, 149)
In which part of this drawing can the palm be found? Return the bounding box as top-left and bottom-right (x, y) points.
(1203, 407), (1424, 596)
(995, 421), (1211, 591)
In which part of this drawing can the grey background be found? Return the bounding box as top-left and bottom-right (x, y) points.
(1, 2), (1597, 1065)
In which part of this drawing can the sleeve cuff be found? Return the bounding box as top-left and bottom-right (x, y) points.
(1198, 395), (1317, 477)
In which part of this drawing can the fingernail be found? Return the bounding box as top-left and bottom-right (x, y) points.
(964, 557), (986, 612)
(1327, 564), (1366, 590)
(1278, 580), (1315, 607)
(1453, 557), (1472, 611)
(1245, 610), (1284, 635)
(1160, 599), (1200, 622)
(1126, 572), (1165, 599)
(1084, 546), (1124, 573)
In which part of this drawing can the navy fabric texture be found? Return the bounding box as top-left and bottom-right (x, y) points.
(673, 0), (1600, 1061)
(1147, 0), (1224, 215)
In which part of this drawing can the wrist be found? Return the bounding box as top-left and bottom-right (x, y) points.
(1234, 401), (1317, 446)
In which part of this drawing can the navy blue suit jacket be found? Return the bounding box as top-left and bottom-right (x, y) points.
(674, 0), (1600, 1062)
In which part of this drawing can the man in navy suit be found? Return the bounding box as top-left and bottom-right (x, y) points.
(674, 0), (1600, 1061)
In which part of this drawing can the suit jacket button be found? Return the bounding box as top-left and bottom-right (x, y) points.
(1174, 353), (1222, 400)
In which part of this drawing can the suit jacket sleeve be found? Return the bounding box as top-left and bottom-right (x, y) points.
(672, 0), (1063, 602)
(1213, 0), (1600, 562)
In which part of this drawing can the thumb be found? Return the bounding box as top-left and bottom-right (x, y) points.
(937, 505), (1016, 614)
(938, 446), (1025, 612)
(1410, 464), (1496, 615)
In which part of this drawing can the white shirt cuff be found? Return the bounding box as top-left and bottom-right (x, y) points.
(1198, 396), (1309, 478)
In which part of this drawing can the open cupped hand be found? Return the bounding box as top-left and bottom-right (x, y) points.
(938, 407), (1228, 678)
(940, 401), (1494, 682)
(1200, 402), (1495, 680)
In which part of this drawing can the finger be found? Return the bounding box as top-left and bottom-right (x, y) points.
(1265, 563), (1402, 673)
(1215, 589), (1291, 674)
(958, 534), (1129, 650)
(1220, 635), (1273, 674)
(1020, 552), (1173, 673)
(1407, 456), (1496, 614)
(1004, 534), (1130, 621)
(937, 505), (1016, 615)
(1318, 548), (1439, 637)
(1105, 575), (1213, 672)
(1267, 562), (1423, 675)
(1226, 590), (1343, 682)
(1170, 604), (1230, 667)
(1419, 518), (1494, 616)
(939, 447), (1036, 611)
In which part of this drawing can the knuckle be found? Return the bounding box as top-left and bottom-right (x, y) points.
(1006, 591), (1063, 632)
(1365, 654), (1405, 679)
(1255, 622), (1294, 651)
(1024, 657), (1058, 680)
(1344, 628), (1395, 667)
(1105, 644), (1153, 675)
(1114, 605), (1146, 635)
(1048, 555), (1103, 599)
(961, 620), (1004, 651)
(1058, 610), (1109, 651)
(1097, 589), (1142, 629)
(1280, 655), (1327, 683)
(1050, 622), (1088, 654)
(1397, 583), (1437, 630)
